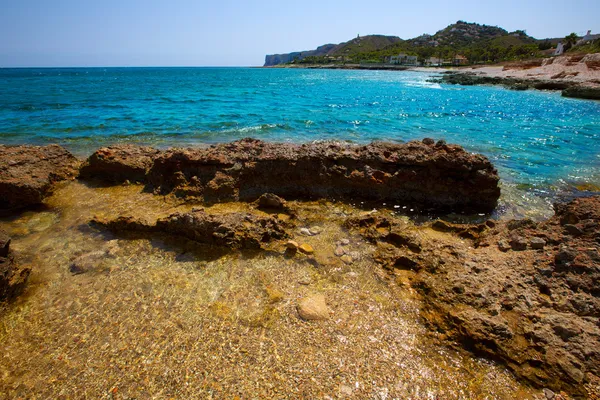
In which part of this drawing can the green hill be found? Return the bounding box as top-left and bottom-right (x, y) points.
(265, 21), (552, 66)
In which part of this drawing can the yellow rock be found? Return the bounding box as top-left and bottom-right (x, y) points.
(298, 243), (314, 254)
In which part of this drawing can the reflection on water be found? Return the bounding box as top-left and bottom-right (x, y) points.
(0, 181), (539, 398)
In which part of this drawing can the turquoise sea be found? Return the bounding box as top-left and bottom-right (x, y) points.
(1, 67), (599, 214)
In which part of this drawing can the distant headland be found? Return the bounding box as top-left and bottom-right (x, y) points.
(264, 20), (599, 67)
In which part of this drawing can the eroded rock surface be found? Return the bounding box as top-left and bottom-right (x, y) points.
(92, 209), (289, 250)
(0, 145), (80, 210)
(347, 196), (600, 396)
(81, 138), (500, 213)
(0, 229), (31, 301)
(79, 144), (160, 183)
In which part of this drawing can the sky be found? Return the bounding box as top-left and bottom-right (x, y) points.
(1, 0), (598, 67)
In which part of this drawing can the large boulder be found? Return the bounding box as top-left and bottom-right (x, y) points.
(79, 144), (160, 183)
(0, 144), (80, 211)
(0, 229), (31, 301)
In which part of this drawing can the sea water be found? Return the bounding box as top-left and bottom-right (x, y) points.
(1, 67), (599, 214)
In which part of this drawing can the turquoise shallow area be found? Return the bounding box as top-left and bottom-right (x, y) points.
(1, 67), (600, 213)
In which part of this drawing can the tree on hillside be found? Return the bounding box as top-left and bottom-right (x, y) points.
(564, 33), (579, 50)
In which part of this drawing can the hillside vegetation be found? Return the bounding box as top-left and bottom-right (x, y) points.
(265, 21), (587, 66)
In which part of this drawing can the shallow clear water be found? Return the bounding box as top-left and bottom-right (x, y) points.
(1, 67), (599, 197)
(0, 182), (539, 398)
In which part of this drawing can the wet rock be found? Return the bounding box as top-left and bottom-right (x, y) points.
(345, 195), (600, 396)
(285, 240), (299, 251)
(0, 144), (80, 210)
(69, 251), (107, 275)
(562, 85), (600, 100)
(256, 193), (287, 210)
(309, 226), (321, 235)
(0, 229), (31, 301)
(334, 246), (346, 257)
(92, 209), (288, 250)
(339, 238), (350, 246)
(299, 228), (313, 236)
(297, 294), (330, 321)
(139, 139), (500, 213)
(298, 243), (314, 255)
(530, 237), (546, 249)
(79, 145), (159, 183)
(409, 196), (600, 396)
(340, 255), (353, 265)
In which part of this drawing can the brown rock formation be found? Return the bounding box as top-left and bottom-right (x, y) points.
(79, 144), (160, 183)
(0, 229), (31, 301)
(91, 208), (288, 250)
(80, 139), (500, 213)
(347, 196), (600, 396)
(0, 145), (80, 211)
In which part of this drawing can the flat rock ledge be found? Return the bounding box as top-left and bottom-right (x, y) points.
(0, 144), (80, 211)
(0, 229), (31, 301)
(91, 208), (289, 250)
(434, 72), (600, 100)
(80, 138), (500, 213)
(347, 196), (600, 396)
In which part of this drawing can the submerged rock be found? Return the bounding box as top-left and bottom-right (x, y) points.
(0, 144), (80, 211)
(92, 209), (288, 250)
(79, 144), (160, 183)
(297, 294), (330, 321)
(83, 138), (500, 213)
(0, 229), (31, 301)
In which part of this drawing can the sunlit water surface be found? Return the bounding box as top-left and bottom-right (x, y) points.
(1, 67), (600, 217)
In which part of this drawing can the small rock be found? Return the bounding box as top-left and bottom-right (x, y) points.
(340, 255), (353, 264)
(299, 228), (313, 236)
(70, 251), (106, 275)
(339, 384), (353, 396)
(564, 224), (583, 236)
(298, 243), (314, 254)
(543, 388), (555, 399)
(422, 138), (435, 146)
(530, 237), (546, 250)
(286, 240), (299, 250)
(257, 193), (287, 210)
(297, 294), (330, 321)
(334, 246), (346, 257)
(309, 226), (321, 235)
(510, 236), (528, 251)
(497, 239), (511, 252)
(340, 238), (350, 246)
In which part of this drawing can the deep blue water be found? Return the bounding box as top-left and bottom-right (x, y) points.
(1, 67), (600, 203)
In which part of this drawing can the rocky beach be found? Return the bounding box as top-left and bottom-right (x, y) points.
(429, 53), (600, 100)
(1, 139), (599, 398)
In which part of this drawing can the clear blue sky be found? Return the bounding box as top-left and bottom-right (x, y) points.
(1, 0), (598, 67)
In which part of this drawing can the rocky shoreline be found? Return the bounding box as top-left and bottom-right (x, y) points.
(1, 140), (599, 397)
(432, 71), (600, 100)
(430, 54), (600, 100)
